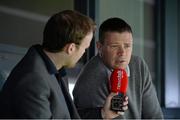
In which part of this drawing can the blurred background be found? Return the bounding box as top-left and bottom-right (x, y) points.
(0, 0), (179, 118)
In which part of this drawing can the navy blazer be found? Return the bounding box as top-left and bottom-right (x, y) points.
(0, 45), (80, 119)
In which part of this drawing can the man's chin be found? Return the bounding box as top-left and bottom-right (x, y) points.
(65, 63), (76, 68)
(113, 64), (127, 69)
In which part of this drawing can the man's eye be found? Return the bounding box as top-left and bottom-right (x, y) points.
(110, 45), (119, 48)
(125, 44), (131, 48)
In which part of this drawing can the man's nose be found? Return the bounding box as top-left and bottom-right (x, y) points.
(117, 47), (125, 56)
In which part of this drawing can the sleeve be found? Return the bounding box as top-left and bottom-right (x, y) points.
(73, 55), (110, 119)
(12, 73), (52, 118)
(141, 59), (164, 119)
(73, 69), (109, 118)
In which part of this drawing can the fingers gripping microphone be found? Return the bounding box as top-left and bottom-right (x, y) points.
(110, 68), (128, 111)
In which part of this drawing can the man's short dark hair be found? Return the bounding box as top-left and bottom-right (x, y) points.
(42, 10), (96, 52)
(99, 17), (132, 44)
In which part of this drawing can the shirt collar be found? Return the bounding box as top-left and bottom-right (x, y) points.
(106, 65), (130, 81)
(97, 53), (130, 77)
(126, 65), (130, 77)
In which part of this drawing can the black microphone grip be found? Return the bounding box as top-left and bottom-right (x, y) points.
(111, 94), (126, 112)
(110, 69), (128, 112)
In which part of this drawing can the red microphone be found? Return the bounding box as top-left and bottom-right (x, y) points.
(110, 68), (128, 111)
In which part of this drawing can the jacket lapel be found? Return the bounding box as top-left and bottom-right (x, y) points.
(57, 74), (80, 119)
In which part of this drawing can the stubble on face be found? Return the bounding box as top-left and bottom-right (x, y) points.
(100, 31), (133, 69)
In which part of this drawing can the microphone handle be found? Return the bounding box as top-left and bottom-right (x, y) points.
(110, 93), (126, 112)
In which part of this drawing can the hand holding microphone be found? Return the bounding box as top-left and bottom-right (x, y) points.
(101, 68), (128, 119)
(110, 68), (128, 112)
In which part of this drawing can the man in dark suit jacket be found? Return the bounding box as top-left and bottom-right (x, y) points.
(0, 10), (125, 119)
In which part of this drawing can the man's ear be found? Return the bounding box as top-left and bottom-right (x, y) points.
(96, 41), (103, 57)
(64, 43), (76, 55)
(96, 41), (102, 51)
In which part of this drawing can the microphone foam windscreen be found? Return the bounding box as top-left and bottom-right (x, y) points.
(110, 68), (128, 94)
